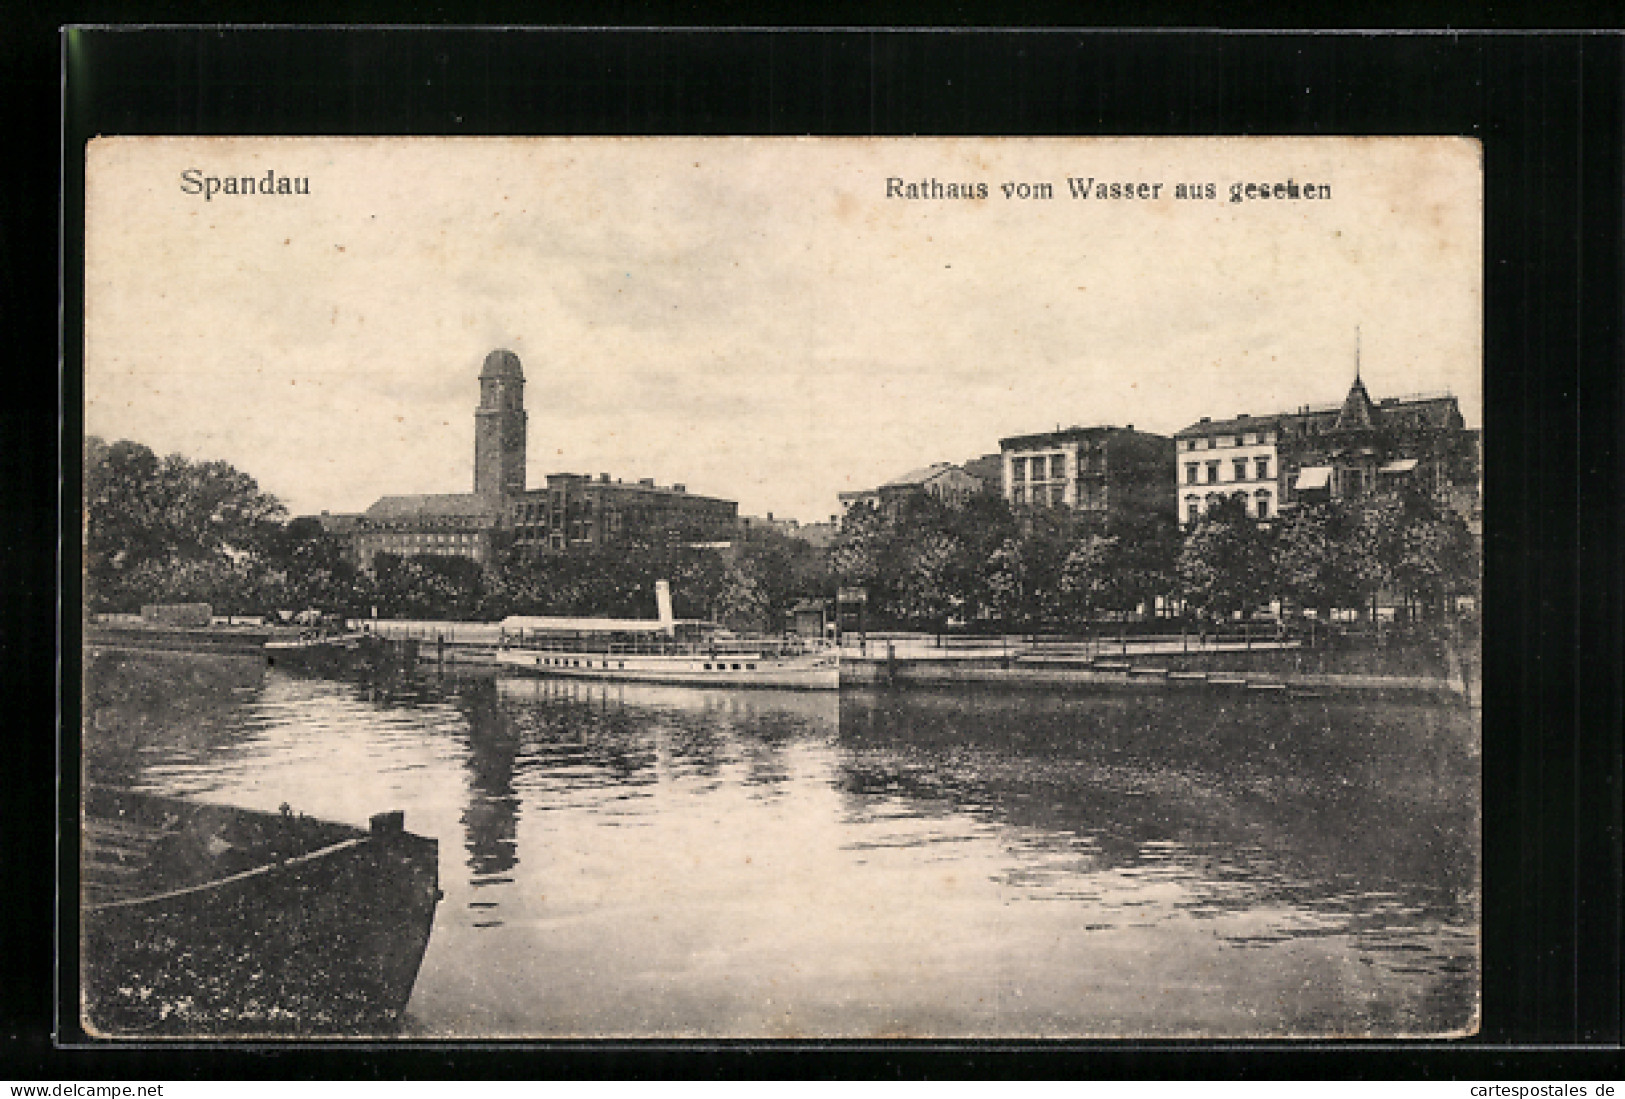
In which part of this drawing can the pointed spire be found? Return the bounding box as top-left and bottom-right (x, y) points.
(1336, 327), (1375, 431)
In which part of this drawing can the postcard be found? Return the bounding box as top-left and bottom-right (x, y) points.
(81, 137), (1481, 1039)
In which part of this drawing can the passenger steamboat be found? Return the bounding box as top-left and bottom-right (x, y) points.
(493, 581), (839, 691)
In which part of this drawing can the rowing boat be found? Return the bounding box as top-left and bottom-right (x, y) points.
(81, 786), (440, 1037)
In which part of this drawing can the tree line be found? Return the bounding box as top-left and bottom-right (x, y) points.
(85, 437), (1476, 632)
(831, 490), (1477, 631)
(83, 438), (829, 631)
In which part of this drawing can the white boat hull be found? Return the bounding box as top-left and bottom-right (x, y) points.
(494, 646), (839, 690)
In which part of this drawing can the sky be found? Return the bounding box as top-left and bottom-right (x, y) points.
(85, 137), (1481, 523)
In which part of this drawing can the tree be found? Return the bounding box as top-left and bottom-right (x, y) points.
(1177, 495), (1271, 622)
(1017, 507), (1082, 627)
(714, 563), (773, 632)
(84, 437), (288, 612)
(370, 553), (486, 620)
(266, 518), (370, 616)
(733, 530), (831, 629)
(1381, 491), (1477, 622)
(1058, 533), (1121, 625)
(941, 493), (1020, 624)
(1271, 501), (1365, 618)
(983, 537), (1028, 627)
(830, 501), (907, 625)
(829, 501), (889, 587)
(1106, 511), (1182, 619)
(1347, 490), (1405, 620)
(897, 530), (962, 628)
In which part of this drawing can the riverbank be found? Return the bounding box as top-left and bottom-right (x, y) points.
(846, 631), (1474, 701)
(85, 620), (272, 656)
(389, 635), (1471, 702)
(89, 618), (1472, 702)
(839, 653), (1467, 702)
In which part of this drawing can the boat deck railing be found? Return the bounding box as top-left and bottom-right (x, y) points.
(501, 633), (829, 659)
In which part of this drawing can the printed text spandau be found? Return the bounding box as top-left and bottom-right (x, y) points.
(886, 176), (1333, 203)
(180, 169), (309, 201)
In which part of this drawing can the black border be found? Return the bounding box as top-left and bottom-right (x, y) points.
(9, 25), (1623, 1079)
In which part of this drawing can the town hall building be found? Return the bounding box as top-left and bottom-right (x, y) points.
(325, 349), (738, 570)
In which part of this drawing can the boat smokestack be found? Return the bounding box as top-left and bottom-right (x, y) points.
(655, 580), (675, 635)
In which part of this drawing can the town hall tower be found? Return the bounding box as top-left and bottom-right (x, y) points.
(474, 348), (527, 498)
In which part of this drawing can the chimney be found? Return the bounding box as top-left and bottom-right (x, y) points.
(599, 472), (611, 483)
(1200, 416), (1212, 423)
(673, 483), (686, 493)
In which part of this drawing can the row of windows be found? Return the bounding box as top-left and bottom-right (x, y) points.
(1179, 430), (1277, 451)
(1184, 489), (1273, 522)
(514, 499), (735, 524)
(365, 532), (481, 548)
(533, 656), (760, 672)
(1011, 454), (1067, 482)
(1184, 457), (1271, 485)
(1010, 484), (1108, 507)
(1011, 484), (1067, 506)
(370, 521), (486, 533)
(1010, 453), (1107, 482)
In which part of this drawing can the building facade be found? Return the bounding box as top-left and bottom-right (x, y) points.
(999, 425), (1175, 524)
(339, 349), (737, 570)
(354, 494), (505, 567)
(959, 453), (1005, 495)
(1173, 415), (1283, 524)
(1175, 375), (1480, 527)
(509, 473), (738, 552)
(838, 462), (984, 517)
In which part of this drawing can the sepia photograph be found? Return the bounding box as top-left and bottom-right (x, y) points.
(80, 136), (1482, 1040)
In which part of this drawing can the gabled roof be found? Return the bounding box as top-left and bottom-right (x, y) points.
(961, 454), (1003, 485)
(301, 512), (364, 533)
(881, 462), (964, 489)
(363, 493), (502, 520)
(1173, 414), (1283, 438)
(1374, 396), (1463, 429)
(1178, 388), (1464, 438)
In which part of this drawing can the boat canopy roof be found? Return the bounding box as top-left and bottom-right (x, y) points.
(501, 615), (672, 634)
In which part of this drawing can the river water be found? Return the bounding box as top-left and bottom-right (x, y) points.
(82, 649), (1480, 1039)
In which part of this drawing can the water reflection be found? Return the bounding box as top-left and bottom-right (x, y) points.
(455, 681), (520, 898)
(835, 688), (1479, 1036)
(82, 649), (271, 788)
(82, 653), (1478, 1038)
